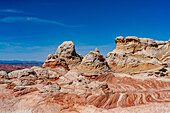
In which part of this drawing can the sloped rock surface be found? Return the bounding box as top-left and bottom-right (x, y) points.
(0, 69), (170, 112)
(106, 36), (170, 73)
(86, 73), (170, 109)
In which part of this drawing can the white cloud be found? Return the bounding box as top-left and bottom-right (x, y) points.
(0, 16), (84, 28)
(0, 9), (30, 14)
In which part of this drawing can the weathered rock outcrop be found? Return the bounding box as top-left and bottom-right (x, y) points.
(77, 48), (109, 76)
(146, 67), (170, 78)
(43, 41), (83, 69)
(106, 36), (170, 73)
(0, 67), (170, 112)
(0, 37), (170, 113)
(42, 54), (69, 71)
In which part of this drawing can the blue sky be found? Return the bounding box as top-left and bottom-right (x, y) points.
(0, 0), (170, 61)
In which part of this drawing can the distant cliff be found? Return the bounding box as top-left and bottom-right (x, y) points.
(0, 60), (43, 72)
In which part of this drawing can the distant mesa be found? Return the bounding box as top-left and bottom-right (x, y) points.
(0, 60), (43, 72)
(0, 60), (43, 64)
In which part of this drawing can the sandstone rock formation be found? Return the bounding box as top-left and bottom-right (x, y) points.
(146, 67), (170, 78)
(43, 41), (83, 70)
(0, 66), (170, 112)
(0, 37), (170, 113)
(42, 54), (69, 71)
(77, 48), (109, 76)
(106, 36), (170, 73)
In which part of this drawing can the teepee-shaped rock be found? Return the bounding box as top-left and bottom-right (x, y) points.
(43, 41), (83, 69)
(77, 49), (109, 76)
(95, 48), (100, 53)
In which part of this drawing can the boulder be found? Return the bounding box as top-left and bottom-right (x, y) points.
(32, 67), (49, 79)
(8, 68), (34, 79)
(115, 36), (124, 46)
(39, 83), (60, 93)
(57, 69), (90, 86)
(124, 36), (140, 43)
(56, 41), (77, 57)
(0, 71), (8, 78)
(7, 67), (53, 79)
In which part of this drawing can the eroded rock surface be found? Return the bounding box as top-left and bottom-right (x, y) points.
(0, 37), (170, 113)
(0, 68), (170, 113)
(43, 41), (82, 70)
(106, 36), (170, 73)
(77, 48), (109, 76)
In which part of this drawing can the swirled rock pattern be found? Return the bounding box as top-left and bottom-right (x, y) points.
(106, 36), (170, 73)
(0, 69), (170, 112)
(0, 37), (170, 113)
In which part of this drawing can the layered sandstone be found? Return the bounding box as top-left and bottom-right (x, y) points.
(0, 37), (170, 113)
(77, 48), (109, 76)
(106, 36), (170, 73)
(43, 41), (82, 70)
(0, 67), (170, 112)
